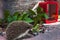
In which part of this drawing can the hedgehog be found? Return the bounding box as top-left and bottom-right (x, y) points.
(6, 21), (33, 40)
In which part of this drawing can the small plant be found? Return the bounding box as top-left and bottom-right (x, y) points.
(3, 10), (33, 23)
(2, 10), (34, 28)
(17, 12), (34, 23)
(28, 6), (48, 33)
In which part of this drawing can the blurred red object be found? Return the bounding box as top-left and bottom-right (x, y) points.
(39, 1), (58, 24)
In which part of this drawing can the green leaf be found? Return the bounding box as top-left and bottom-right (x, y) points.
(37, 6), (43, 13)
(17, 16), (22, 20)
(33, 24), (39, 30)
(7, 16), (13, 23)
(32, 24), (40, 32)
(41, 12), (48, 19)
(44, 14), (49, 19)
(13, 11), (20, 16)
(12, 16), (17, 21)
(24, 17), (34, 23)
(13, 12), (18, 20)
(13, 12), (20, 20)
(17, 12), (27, 20)
(4, 10), (10, 19)
(21, 12), (28, 20)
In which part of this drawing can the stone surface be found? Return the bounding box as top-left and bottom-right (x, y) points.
(3, 0), (43, 14)
(25, 26), (60, 40)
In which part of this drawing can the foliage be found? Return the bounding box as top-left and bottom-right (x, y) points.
(0, 10), (33, 28)
(32, 24), (40, 33)
(28, 6), (48, 33)
(3, 10), (33, 23)
(17, 12), (33, 23)
(1, 6), (48, 33)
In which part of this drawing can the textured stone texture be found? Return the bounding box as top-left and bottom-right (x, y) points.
(3, 0), (43, 14)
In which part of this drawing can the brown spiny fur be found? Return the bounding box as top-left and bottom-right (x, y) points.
(6, 21), (33, 40)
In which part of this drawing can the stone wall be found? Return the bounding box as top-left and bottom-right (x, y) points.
(3, 0), (43, 14)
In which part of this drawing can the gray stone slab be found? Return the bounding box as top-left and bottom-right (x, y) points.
(24, 24), (60, 40)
